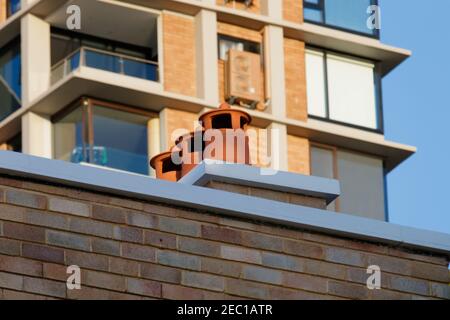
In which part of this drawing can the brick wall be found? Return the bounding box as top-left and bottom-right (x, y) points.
(284, 38), (308, 122)
(161, 108), (199, 148)
(0, 175), (448, 300)
(0, 0), (7, 24)
(216, 0), (262, 15)
(287, 134), (310, 175)
(163, 12), (197, 97)
(283, 0), (303, 24)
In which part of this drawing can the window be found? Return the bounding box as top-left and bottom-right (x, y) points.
(304, 0), (379, 37)
(218, 35), (261, 61)
(306, 48), (382, 131)
(0, 39), (21, 122)
(311, 144), (387, 221)
(53, 98), (157, 175)
(7, 0), (21, 17)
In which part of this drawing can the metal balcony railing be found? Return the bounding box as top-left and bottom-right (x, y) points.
(50, 47), (159, 85)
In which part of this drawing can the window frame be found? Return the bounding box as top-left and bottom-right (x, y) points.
(52, 97), (158, 173)
(306, 46), (384, 133)
(303, 0), (380, 39)
(217, 34), (263, 61)
(310, 142), (389, 220)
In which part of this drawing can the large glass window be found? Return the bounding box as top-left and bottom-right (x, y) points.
(304, 0), (379, 37)
(0, 39), (21, 122)
(306, 48), (381, 131)
(53, 98), (155, 175)
(311, 144), (386, 220)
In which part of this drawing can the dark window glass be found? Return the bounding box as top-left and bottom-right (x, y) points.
(303, 0), (378, 37)
(53, 107), (85, 163)
(0, 39), (21, 122)
(7, 0), (21, 17)
(92, 106), (149, 175)
(53, 102), (152, 175)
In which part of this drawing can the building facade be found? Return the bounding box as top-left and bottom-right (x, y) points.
(0, 1), (449, 301)
(0, 1), (414, 221)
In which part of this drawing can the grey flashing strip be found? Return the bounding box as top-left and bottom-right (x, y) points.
(0, 151), (449, 256)
(178, 161), (341, 204)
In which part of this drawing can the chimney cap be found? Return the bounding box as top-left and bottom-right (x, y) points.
(199, 103), (252, 127)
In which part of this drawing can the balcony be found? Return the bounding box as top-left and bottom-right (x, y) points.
(50, 47), (159, 86)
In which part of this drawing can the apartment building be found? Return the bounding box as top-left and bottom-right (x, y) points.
(0, 0), (414, 222)
(0, 0), (449, 301)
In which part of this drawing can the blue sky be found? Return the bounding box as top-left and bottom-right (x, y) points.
(381, 0), (450, 234)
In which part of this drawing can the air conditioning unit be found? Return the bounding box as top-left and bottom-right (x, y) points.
(225, 49), (261, 109)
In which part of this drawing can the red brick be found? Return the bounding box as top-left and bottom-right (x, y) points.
(67, 286), (139, 300)
(157, 251), (200, 271)
(282, 272), (328, 293)
(367, 254), (411, 276)
(22, 243), (65, 264)
(82, 270), (126, 292)
(140, 263), (181, 284)
(92, 204), (126, 224)
(25, 209), (69, 230)
(410, 261), (449, 283)
(126, 278), (161, 298)
(158, 216), (200, 237)
(127, 211), (158, 229)
(241, 265), (283, 285)
(178, 237), (221, 257)
(220, 245), (261, 264)
(122, 243), (156, 262)
(387, 275), (429, 296)
(162, 283), (204, 300)
(108, 257), (139, 277)
(0, 254), (42, 277)
(328, 280), (369, 300)
(113, 226), (143, 243)
(144, 230), (176, 249)
(201, 225), (242, 245)
(200, 257), (242, 277)
(225, 278), (270, 299)
(46, 230), (91, 251)
(2, 289), (55, 300)
(182, 271), (224, 292)
(23, 277), (66, 298)
(3, 222), (45, 243)
(283, 239), (324, 260)
(92, 238), (120, 256)
(0, 271), (23, 290)
(0, 238), (21, 256)
(48, 197), (90, 217)
(69, 217), (113, 239)
(5, 189), (47, 209)
(0, 203), (26, 222)
(242, 232), (284, 252)
(43, 263), (69, 282)
(66, 251), (108, 272)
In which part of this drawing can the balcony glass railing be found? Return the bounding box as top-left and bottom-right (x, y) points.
(50, 47), (159, 85)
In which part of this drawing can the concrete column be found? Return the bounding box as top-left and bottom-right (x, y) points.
(21, 14), (51, 106)
(268, 122), (288, 171)
(261, 0), (283, 20)
(264, 25), (287, 118)
(195, 9), (219, 105)
(22, 112), (53, 158)
(148, 117), (161, 177)
(159, 108), (169, 152)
